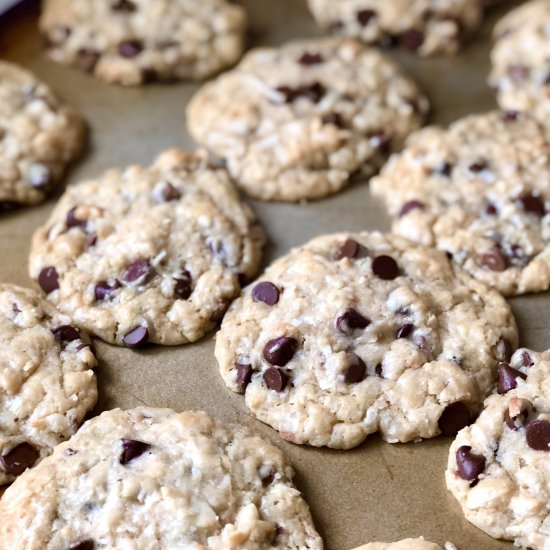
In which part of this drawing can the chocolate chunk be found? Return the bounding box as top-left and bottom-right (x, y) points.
(65, 542), (94, 550)
(66, 207), (87, 228)
(507, 65), (529, 81)
(28, 163), (52, 188)
(357, 9), (376, 26)
(335, 238), (364, 260)
(252, 282), (280, 305)
(456, 446), (485, 482)
(119, 439), (150, 464)
(336, 309), (370, 334)
(479, 247), (507, 272)
(264, 367), (288, 392)
(517, 193), (545, 217)
(396, 323), (414, 339)
(298, 52), (324, 65)
(119, 40), (143, 58)
(526, 420), (550, 451)
(438, 402), (471, 437)
(399, 29), (424, 51)
(52, 325), (80, 343)
(77, 49), (100, 72)
(122, 326), (149, 348)
(343, 354), (367, 383)
(399, 200), (425, 217)
(521, 351), (534, 367)
(123, 259), (151, 283)
(38, 266), (59, 293)
(174, 272), (192, 300)
(0, 442), (39, 476)
(263, 337), (298, 366)
(321, 112), (343, 127)
(111, 0), (136, 11)
(372, 255), (399, 280)
(235, 362), (253, 391)
(95, 280), (121, 301)
(497, 363), (526, 394)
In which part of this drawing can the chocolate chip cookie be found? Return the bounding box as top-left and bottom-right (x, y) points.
(40, 0), (247, 85)
(0, 61), (85, 210)
(489, 0), (550, 125)
(0, 284), (97, 486)
(371, 111), (550, 296)
(306, 0), (484, 56)
(187, 37), (428, 202)
(446, 348), (550, 550)
(215, 232), (518, 449)
(0, 408), (323, 549)
(28, 149), (265, 347)
(353, 540), (454, 550)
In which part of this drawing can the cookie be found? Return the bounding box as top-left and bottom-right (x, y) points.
(28, 149), (266, 347)
(306, 0), (483, 56)
(371, 111), (550, 296)
(489, 0), (550, 125)
(215, 232), (518, 449)
(353, 540), (455, 550)
(446, 348), (550, 550)
(0, 284), (97, 486)
(0, 61), (85, 210)
(187, 37), (428, 202)
(40, 0), (247, 86)
(0, 407), (323, 549)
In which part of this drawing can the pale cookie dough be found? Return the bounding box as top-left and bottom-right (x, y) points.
(306, 0), (484, 56)
(0, 61), (85, 209)
(0, 407), (323, 550)
(446, 348), (550, 550)
(29, 149), (266, 347)
(40, 0), (247, 86)
(187, 37), (428, 202)
(371, 111), (550, 296)
(352, 539), (455, 550)
(215, 232), (518, 449)
(0, 284), (97, 486)
(489, 0), (550, 125)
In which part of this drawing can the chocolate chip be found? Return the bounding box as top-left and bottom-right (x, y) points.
(521, 351), (534, 367)
(65, 448), (78, 456)
(238, 272), (251, 288)
(504, 409), (527, 431)
(372, 255), (399, 280)
(468, 161), (489, 174)
(276, 82), (325, 103)
(438, 402), (471, 437)
(66, 207), (87, 229)
(526, 420), (550, 451)
(396, 323), (414, 339)
(119, 439), (150, 464)
(263, 367), (288, 392)
(38, 266), (59, 293)
(87, 233), (98, 247)
(0, 442), (39, 476)
(502, 110), (519, 122)
(336, 309), (370, 334)
(211, 300), (229, 322)
(367, 131), (391, 154)
(321, 112), (343, 127)
(433, 162), (452, 177)
(399, 200), (424, 217)
(122, 326), (149, 348)
(343, 354), (367, 383)
(52, 325), (80, 343)
(28, 163), (52, 188)
(375, 363), (383, 378)
(111, 0), (136, 11)
(496, 338), (513, 362)
(252, 282), (280, 305)
(517, 193), (545, 217)
(119, 40), (143, 58)
(497, 363), (526, 394)
(335, 238), (364, 260)
(399, 29), (424, 51)
(479, 247), (507, 272)
(94, 280), (121, 301)
(298, 52), (324, 65)
(485, 203), (497, 216)
(65, 541), (94, 550)
(263, 337), (297, 366)
(174, 272), (192, 300)
(456, 446), (485, 482)
(162, 183), (181, 202)
(123, 259), (152, 283)
(261, 467), (276, 486)
(77, 49), (100, 72)
(507, 65), (529, 81)
(236, 362), (253, 391)
(357, 9), (376, 26)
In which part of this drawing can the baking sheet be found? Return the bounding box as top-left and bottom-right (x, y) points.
(0, 1), (541, 549)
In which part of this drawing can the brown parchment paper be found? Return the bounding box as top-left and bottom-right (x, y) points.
(0, 1), (542, 549)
